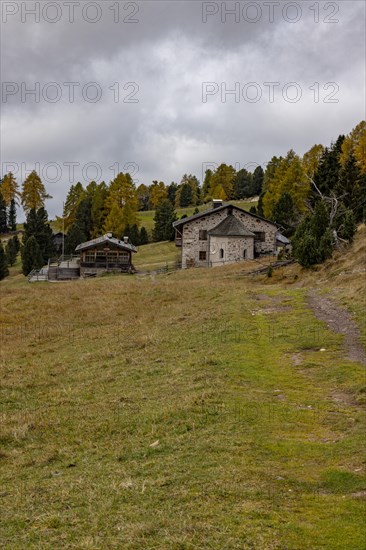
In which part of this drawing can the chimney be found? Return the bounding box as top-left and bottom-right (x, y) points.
(106, 232), (112, 238)
(123, 236), (129, 243)
(212, 199), (223, 209)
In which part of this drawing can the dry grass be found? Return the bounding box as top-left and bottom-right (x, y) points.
(0, 227), (365, 549)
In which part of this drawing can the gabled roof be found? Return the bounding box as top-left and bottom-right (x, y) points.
(172, 203), (278, 228)
(208, 215), (255, 237)
(75, 234), (137, 253)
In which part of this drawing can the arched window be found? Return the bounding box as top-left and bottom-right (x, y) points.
(220, 248), (224, 259)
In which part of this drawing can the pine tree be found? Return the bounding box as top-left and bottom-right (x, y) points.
(257, 193), (265, 217)
(74, 196), (92, 241)
(252, 166), (264, 195)
(8, 199), (16, 231)
(313, 136), (344, 197)
(128, 224), (141, 246)
(139, 226), (149, 245)
(293, 231), (320, 268)
(340, 210), (356, 242)
(6, 237), (17, 266)
(233, 169), (252, 199)
(21, 236), (44, 275)
(12, 234), (20, 253)
(337, 154), (363, 222)
(21, 171), (52, 213)
(0, 241), (9, 279)
(178, 183), (193, 207)
(152, 200), (177, 241)
(65, 223), (86, 255)
(0, 192), (7, 233)
(23, 208), (55, 263)
(62, 182), (85, 230)
(272, 192), (297, 234)
(202, 169), (213, 200)
(319, 229), (333, 262)
(167, 182), (178, 206)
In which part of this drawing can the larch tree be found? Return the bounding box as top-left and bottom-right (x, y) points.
(1, 172), (20, 207)
(21, 171), (52, 213)
(209, 164), (236, 200)
(105, 172), (139, 228)
(103, 203), (125, 238)
(150, 181), (167, 209)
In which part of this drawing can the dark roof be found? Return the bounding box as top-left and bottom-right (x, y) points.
(75, 234), (137, 253)
(208, 215), (255, 237)
(173, 203), (278, 228)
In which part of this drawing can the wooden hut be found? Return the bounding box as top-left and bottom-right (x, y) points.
(75, 233), (137, 276)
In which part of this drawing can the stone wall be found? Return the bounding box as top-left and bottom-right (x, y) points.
(180, 207), (277, 268)
(209, 235), (254, 267)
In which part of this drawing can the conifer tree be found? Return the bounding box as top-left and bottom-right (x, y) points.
(12, 234), (20, 253)
(65, 224), (86, 255)
(21, 171), (52, 213)
(153, 200), (177, 241)
(1, 172), (20, 206)
(139, 226), (149, 245)
(23, 208), (55, 262)
(252, 166), (264, 195)
(0, 241), (9, 279)
(21, 235), (44, 275)
(5, 237), (18, 266)
(8, 199), (17, 231)
(0, 192), (7, 233)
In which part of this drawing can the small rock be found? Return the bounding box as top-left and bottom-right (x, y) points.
(149, 440), (160, 448)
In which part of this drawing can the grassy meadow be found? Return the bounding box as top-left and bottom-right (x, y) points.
(0, 228), (365, 549)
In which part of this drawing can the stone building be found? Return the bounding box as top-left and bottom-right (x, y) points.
(173, 201), (279, 268)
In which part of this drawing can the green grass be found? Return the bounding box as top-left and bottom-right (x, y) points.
(133, 241), (179, 270)
(0, 259), (365, 549)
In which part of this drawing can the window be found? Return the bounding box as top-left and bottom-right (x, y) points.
(107, 251), (118, 263)
(119, 251), (129, 264)
(243, 249), (246, 259)
(254, 231), (266, 242)
(85, 251), (95, 263)
(199, 251), (207, 261)
(199, 229), (207, 241)
(220, 248), (224, 259)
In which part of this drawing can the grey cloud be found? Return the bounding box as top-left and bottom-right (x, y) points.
(1, 0), (365, 220)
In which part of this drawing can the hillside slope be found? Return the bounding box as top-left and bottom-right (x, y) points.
(0, 227), (365, 549)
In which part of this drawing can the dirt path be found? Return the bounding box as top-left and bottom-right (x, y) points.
(307, 290), (366, 365)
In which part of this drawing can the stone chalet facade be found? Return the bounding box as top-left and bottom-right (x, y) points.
(173, 202), (279, 268)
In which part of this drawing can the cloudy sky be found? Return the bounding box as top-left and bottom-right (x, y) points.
(1, 0), (365, 219)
